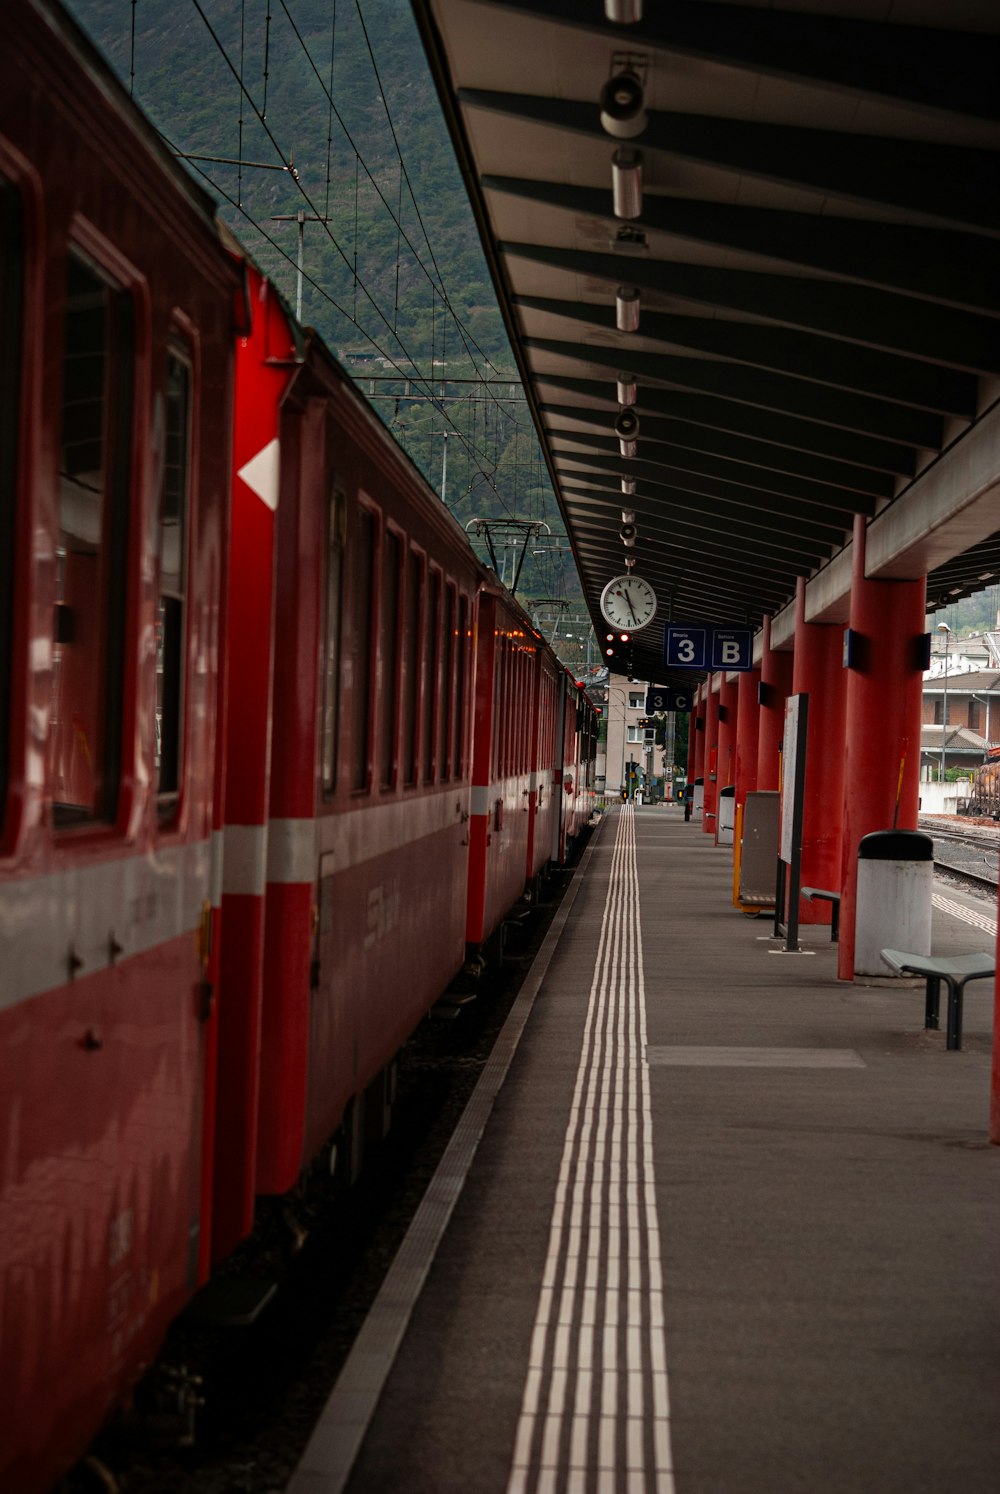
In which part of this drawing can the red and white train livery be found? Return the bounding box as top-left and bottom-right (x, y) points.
(0, 4), (599, 1490)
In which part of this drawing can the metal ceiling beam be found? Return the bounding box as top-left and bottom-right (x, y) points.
(559, 472), (841, 555)
(514, 296), (978, 418)
(462, 92), (1000, 232)
(546, 413), (890, 506)
(477, 0), (1000, 122)
(538, 379), (902, 490)
(549, 432), (865, 530)
(526, 337), (934, 459)
(505, 244), (1000, 376)
(492, 184), (1000, 317)
(541, 400), (890, 504)
(557, 465), (850, 550)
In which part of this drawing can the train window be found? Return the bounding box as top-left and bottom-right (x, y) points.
(351, 505), (376, 793)
(321, 486), (346, 795)
(156, 352), (191, 813)
(422, 567), (440, 782)
(400, 547), (421, 786)
(378, 528), (401, 790)
(0, 177), (22, 834)
(499, 637), (510, 778)
(52, 254), (133, 826)
(453, 594), (468, 777)
(438, 583), (454, 780)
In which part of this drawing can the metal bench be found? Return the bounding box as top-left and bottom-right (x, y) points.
(879, 948), (995, 1051)
(800, 886), (840, 942)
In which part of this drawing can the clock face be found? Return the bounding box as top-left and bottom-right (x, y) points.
(600, 574), (658, 630)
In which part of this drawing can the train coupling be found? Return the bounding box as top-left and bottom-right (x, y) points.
(159, 1363), (206, 1447)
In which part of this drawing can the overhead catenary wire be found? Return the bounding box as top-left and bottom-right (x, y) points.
(156, 123), (519, 512)
(274, 0), (518, 430)
(159, 1), (562, 535)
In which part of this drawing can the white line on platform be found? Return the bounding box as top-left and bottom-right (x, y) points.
(932, 891), (996, 939)
(646, 1046), (866, 1068)
(507, 803), (675, 1494)
(285, 825), (604, 1494)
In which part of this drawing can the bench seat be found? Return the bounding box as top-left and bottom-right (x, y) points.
(800, 886), (840, 942)
(879, 948), (995, 1051)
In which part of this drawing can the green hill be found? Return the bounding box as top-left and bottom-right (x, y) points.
(65, 0), (586, 619)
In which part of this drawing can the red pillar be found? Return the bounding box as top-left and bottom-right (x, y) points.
(992, 962), (1000, 1144)
(757, 615), (793, 791)
(838, 516), (925, 981)
(792, 576), (848, 925)
(702, 677), (721, 834)
(734, 667), (761, 814)
(693, 684), (706, 783)
(716, 676), (739, 792)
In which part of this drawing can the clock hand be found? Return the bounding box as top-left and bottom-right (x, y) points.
(625, 588), (639, 624)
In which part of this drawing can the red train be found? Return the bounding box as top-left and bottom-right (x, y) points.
(0, 3), (597, 1489)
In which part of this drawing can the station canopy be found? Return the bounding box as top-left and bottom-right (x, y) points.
(411, 0), (1000, 685)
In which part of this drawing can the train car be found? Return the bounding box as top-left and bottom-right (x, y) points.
(0, 2), (244, 1489)
(961, 751), (1000, 818)
(246, 314), (486, 1196)
(553, 673), (596, 864)
(1, 7), (595, 1488)
(525, 644), (563, 895)
(466, 588), (545, 959)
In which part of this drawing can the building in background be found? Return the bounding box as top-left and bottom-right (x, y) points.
(592, 679), (669, 800)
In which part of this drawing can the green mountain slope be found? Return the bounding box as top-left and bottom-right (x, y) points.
(64, 0), (587, 619)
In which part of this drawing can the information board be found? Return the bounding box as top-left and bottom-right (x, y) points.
(645, 686), (694, 713)
(664, 623), (754, 672)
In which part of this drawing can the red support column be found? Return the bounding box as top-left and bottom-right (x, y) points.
(992, 963), (1000, 1145)
(757, 615), (793, 791)
(792, 576), (848, 925)
(702, 677), (721, 834)
(693, 684), (706, 783)
(716, 676), (739, 793)
(838, 516), (926, 981)
(734, 667), (761, 814)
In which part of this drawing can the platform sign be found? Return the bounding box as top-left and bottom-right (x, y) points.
(664, 623), (754, 672)
(646, 686), (694, 713)
(710, 628), (753, 671)
(775, 692), (809, 953)
(663, 625), (707, 670)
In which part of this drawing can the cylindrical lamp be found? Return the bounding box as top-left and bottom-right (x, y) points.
(616, 285), (640, 332)
(612, 147), (642, 220)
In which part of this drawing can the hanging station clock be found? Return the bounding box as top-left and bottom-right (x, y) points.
(600, 573), (658, 630)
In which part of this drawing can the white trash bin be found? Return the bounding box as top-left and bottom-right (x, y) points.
(717, 784), (735, 846)
(854, 829), (933, 977)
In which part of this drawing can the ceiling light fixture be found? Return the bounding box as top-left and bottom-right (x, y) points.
(605, 0), (642, 23)
(599, 70), (646, 139)
(615, 407), (640, 442)
(615, 284), (640, 332)
(616, 372), (637, 406)
(611, 147), (642, 220)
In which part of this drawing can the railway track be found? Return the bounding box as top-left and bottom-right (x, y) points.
(920, 816), (999, 899)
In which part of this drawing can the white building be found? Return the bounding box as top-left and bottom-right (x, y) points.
(594, 679), (668, 797)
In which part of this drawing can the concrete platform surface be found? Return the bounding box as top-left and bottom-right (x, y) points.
(296, 804), (1000, 1494)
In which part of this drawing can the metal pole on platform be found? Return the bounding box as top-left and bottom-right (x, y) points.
(937, 622), (951, 782)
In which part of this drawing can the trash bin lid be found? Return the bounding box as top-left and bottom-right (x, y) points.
(857, 829), (933, 860)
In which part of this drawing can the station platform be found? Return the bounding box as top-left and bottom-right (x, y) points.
(290, 804), (1000, 1494)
